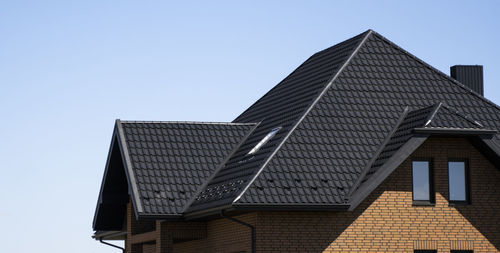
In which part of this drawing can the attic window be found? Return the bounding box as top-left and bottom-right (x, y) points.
(247, 127), (281, 155)
(448, 159), (470, 204)
(412, 158), (435, 205)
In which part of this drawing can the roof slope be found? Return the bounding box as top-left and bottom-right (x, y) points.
(186, 30), (370, 213)
(215, 30), (500, 209)
(96, 30), (500, 224)
(358, 103), (489, 187)
(118, 121), (256, 215)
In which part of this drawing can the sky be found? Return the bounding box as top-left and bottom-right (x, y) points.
(0, 1), (499, 252)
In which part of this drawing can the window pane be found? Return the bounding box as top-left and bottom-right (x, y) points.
(449, 161), (466, 201)
(412, 161), (430, 201)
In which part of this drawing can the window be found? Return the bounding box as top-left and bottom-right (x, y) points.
(414, 250), (436, 253)
(412, 159), (434, 205)
(247, 127), (281, 155)
(448, 159), (470, 204)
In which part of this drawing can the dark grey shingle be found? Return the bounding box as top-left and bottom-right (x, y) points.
(232, 31), (500, 207)
(187, 30), (370, 212)
(120, 121), (256, 215)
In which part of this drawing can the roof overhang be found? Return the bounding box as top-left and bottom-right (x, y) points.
(413, 127), (498, 136)
(92, 230), (127, 241)
(183, 203), (350, 221)
(233, 203), (350, 211)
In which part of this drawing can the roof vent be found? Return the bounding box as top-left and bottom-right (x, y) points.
(450, 65), (484, 96)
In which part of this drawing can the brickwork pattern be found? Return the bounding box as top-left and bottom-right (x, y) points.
(126, 137), (500, 252)
(255, 138), (500, 252)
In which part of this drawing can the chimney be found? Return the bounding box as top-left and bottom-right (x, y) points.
(450, 65), (484, 96)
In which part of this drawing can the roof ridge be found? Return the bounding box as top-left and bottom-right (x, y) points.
(429, 104), (484, 128)
(233, 30), (372, 123)
(370, 30), (500, 117)
(232, 30), (374, 204)
(423, 103), (443, 127)
(119, 120), (257, 126)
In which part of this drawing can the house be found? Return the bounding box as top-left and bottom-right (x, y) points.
(92, 30), (500, 252)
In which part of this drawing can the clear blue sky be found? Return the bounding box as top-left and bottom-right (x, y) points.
(1, 1), (499, 252)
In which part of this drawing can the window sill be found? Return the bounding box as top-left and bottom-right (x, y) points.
(412, 201), (435, 206)
(448, 201), (470, 206)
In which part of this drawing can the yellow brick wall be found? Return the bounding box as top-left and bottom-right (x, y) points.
(133, 137), (500, 252)
(256, 137), (500, 252)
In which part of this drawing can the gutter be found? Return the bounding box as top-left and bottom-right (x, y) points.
(220, 210), (255, 253)
(99, 239), (125, 253)
(93, 231), (126, 253)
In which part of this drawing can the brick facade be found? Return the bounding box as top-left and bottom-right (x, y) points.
(126, 137), (500, 252)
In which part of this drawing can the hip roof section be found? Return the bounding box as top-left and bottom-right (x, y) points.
(230, 30), (500, 208)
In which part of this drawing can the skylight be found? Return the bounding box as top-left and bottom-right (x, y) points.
(247, 127), (281, 155)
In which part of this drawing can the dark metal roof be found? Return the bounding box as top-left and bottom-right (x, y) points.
(95, 120), (256, 220)
(95, 30), (500, 224)
(353, 103), (494, 197)
(186, 30), (370, 213)
(226, 31), (500, 211)
(347, 103), (498, 210)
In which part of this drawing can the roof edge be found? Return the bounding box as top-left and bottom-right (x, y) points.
(116, 119), (144, 216)
(423, 103), (442, 126)
(92, 230), (127, 241)
(233, 203), (350, 211)
(233, 29), (375, 204)
(184, 204), (234, 220)
(414, 128), (497, 135)
(136, 213), (184, 220)
(348, 135), (429, 211)
(371, 30), (500, 116)
(120, 120), (257, 126)
(232, 29), (372, 123)
(438, 104), (485, 128)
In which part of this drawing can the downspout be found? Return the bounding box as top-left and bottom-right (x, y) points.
(99, 239), (125, 253)
(220, 210), (255, 253)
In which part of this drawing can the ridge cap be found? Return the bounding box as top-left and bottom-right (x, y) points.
(429, 104), (484, 128)
(120, 120), (257, 126)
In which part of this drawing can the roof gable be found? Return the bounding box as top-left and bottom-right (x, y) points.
(425, 103), (484, 129)
(94, 120), (256, 223)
